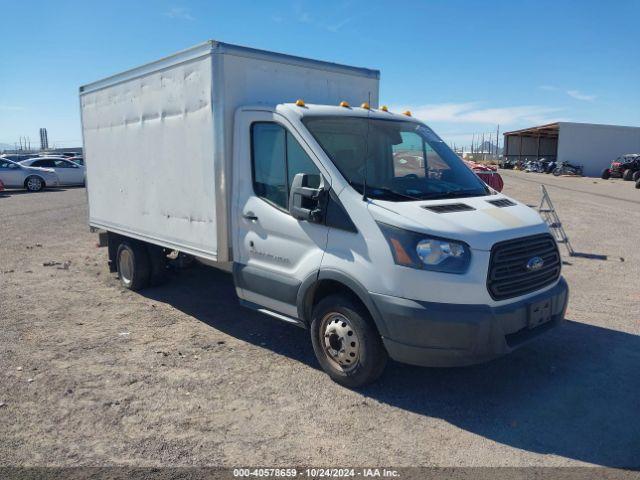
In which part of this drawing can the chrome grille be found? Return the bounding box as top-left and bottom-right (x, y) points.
(488, 234), (561, 300)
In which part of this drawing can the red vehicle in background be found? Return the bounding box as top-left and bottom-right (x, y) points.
(464, 160), (504, 192)
(0, 178), (4, 193)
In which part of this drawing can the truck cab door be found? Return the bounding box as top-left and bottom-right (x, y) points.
(232, 109), (331, 319)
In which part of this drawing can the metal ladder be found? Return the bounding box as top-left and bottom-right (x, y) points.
(538, 185), (574, 256)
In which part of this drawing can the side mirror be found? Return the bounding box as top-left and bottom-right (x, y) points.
(289, 173), (325, 222)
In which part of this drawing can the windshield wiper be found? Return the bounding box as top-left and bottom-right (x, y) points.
(351, 182), (420, 201)
(419, 190), (486, 200)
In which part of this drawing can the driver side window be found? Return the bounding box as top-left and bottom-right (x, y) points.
(251, 122), (320, 211)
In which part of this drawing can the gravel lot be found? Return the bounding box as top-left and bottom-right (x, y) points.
(1, 171), (638, 468)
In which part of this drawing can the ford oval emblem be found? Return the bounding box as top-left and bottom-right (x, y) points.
(526, 256), (545, 271)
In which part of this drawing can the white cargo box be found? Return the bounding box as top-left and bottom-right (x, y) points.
(80, 41), (379, 262)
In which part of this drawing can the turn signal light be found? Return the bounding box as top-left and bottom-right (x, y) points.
(295, 99), (306, 107)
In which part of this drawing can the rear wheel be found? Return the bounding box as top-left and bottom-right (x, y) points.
(633, 171), (640, 182)
(552, 168), (561, 176)
(25, 176), (44, 192)
(623, 169), (633, 181)
(636, 179), (640, 189)
(601, 168), (611, 180)
(310, 294), (387, 388)
(116, 241), (150, 291)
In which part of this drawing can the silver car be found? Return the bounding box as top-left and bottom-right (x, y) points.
(20, 157), (86, 186)
(0, 157), (60, 191)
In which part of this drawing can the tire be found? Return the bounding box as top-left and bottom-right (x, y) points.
(116, 241), (150, 291)
(552, 168), (561, 176)
(633, 171), (640, 182)
(601, 168), (611, 180)
(24, 176), (45, 192)
(636, 179), (640, 189)
(623, 169), (633, 181)
(310, 294), (387, 388)
(147, 244), (168, 286)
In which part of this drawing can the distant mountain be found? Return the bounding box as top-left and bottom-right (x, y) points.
(475, 140), (502, 154)
(0, 143), (15, 151)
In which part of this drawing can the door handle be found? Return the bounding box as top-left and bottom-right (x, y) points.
(243, 212), (258, 221)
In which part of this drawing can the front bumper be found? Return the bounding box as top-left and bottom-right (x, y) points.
(372, 277), (569, 367)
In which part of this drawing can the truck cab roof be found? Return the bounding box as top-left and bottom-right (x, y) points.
(275, 102), (420, 123)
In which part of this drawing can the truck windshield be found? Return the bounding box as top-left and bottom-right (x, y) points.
(302, 116), (489, 201)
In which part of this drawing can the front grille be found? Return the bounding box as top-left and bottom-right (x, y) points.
(487, 234), (560, 300)
(422, 203), (475, 213)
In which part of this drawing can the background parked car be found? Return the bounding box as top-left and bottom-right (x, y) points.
(20, 157), (85, 186)
(464, 160), (504, 191)
(601, 154), (640, 181)
(0, 158), (59, 191)
(0, 153), (34, 163)
(68, 156), (84, 166)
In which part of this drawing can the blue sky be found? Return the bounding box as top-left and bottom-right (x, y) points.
(1, 0), (639, 149)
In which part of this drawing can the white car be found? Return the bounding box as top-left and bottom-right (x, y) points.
(0, 158), (59, 191)
(20, 157), (86, 186)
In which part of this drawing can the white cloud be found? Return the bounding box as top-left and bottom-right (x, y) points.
(392, 102), (562, 126)
(566, 90), (596, 101)
(165, 7), (194, 21)
(326, 17), (352, 32)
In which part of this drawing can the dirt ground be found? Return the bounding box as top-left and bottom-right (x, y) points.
(0, 171), (639, 468)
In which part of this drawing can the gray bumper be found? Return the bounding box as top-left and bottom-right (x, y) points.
(372, 277), (569, 367)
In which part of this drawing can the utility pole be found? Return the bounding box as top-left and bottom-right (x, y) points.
(496, 124), (500, 159)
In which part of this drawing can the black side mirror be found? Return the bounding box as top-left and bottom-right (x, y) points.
(289, 173), (325, 222)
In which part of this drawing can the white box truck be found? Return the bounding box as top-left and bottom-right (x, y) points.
(80, 41), (568, 386)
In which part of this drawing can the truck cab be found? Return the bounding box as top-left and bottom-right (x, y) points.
(230, 102), (568, 386)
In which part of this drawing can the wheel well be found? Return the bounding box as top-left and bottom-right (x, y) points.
(304, 279), (370, 326)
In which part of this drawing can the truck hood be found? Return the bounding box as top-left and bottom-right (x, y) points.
(368, 194), (550, 251)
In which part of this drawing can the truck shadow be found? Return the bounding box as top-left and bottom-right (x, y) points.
(142, 264), (640, 468)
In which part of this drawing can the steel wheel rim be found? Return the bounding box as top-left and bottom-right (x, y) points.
(119, 249), (134, 285)
(27, 177), (41, 191)
(320, 312), (360, 372)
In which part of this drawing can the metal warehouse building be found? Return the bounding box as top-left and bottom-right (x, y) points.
(503, 122), (640, 177)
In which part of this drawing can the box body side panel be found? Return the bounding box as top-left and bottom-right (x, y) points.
(81, 55), (218, 259)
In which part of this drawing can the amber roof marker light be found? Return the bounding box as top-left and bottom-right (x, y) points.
(339, 101), (350, 107)
(380, 105), (389, 112)
(295, 99), (306, 107)
(361, 102), (370, 110)
(403, 110), (412, 117)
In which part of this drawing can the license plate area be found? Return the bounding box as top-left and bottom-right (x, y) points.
(528, 299), (552, 329)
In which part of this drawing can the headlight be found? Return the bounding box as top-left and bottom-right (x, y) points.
(378, 222), (471, 274)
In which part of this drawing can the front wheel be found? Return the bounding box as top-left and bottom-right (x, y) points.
(636, 179), (640, 189)
(552, 168), (561, 176)
(25, 176), (44, 192)
(310, 294), (387, 388)
(633, 171), (640, 182)
(601, 168), (611, 180)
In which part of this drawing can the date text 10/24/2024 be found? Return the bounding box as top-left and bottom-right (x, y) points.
(233, 468), (400, 478)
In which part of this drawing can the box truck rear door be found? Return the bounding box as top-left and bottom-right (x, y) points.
(232, 110), (331, 319)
